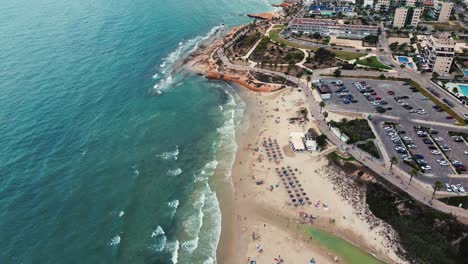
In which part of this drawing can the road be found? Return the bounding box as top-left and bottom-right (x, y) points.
(215, 33), (468, 220)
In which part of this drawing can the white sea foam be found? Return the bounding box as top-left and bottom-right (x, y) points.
(119, 211), (124, 217)
(157, 146), (179, 160)
(151, 226), (167, 252)
(151, 225), (165, 237)
(109, 235), (121, 246)
(181, 238), (199, 254)
(171, 240), (180, 264)
(168, 199), (179, 209)
(152, 25), (224, 93)
(167, 168), (182, 176)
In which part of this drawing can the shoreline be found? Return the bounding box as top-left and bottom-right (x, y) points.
(214, 85), (404, 263)
(176, 8), (405, 264)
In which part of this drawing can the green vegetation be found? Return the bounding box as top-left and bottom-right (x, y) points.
(268, 26), (365, 61)
(439, 196), (468, 209)
(356, 56), (392, 70)
(366, 182), (468, 264)
(330, 119), (375, 144)
(363, 34), (378, 44)
(250, 36), (304, 64)
(357, 140), (380, 159)
(233, 31), (261, 55)
(327, 151), (355, 161)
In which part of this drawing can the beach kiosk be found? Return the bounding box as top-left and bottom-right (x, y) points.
(289, 132), (306, 152)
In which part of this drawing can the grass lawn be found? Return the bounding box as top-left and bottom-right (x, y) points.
(268, 26), (365, 61)
(357, 140), (381, 159)
(356, 56), (392, 70)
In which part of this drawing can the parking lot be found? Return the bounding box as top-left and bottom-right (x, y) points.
(320, 77), (468, 193)
(376, 122), (468, 193)
(322, 78), (455, 124)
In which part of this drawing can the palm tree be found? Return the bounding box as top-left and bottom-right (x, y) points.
(409, 168), (418, 184)
(319, 101), (325, 113)
(390, 156), (398, 171)
(431, 180), (443, 200)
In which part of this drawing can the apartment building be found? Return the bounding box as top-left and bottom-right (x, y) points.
(421, 34), (455, 75)
(392, 7), (422, 28)
(288, 18), (378, 39)
(375, 0), (390, 11)
(393, 8), (408, 28)
(438, 1), (453, 22)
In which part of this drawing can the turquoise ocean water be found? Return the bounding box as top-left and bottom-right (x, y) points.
(0, 0), (276, 263)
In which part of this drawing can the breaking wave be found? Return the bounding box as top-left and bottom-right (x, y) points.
(157, 146), (179, 160)
(109, 235), (121, 246)
(151, 25), (224, 93)
(167, 168), (182, 176)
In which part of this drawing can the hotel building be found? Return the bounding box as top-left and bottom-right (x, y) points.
(289, 18), (378, 39)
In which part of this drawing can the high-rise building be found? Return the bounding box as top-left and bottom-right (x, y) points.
(438, 1), (453, 22)
(421, 34), (455, 75)
(410, 8), (422, 27)
(392, 7), (422, 28)
(375, 0), (390, 11)
(393, 8), (408, 28)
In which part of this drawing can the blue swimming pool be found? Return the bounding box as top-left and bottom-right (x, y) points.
(407, 63), (414, 68)
(398, 56), (409, 63)
(463, 69), (468, 76)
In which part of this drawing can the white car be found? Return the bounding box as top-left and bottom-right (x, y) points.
(437, 159), (449, 166)
(384, 126), (392, 131)
(421, 165), (432, 171)
(431, 150), (441, 155)
(434, 137), (444, 142)
(416, 130), (427, 135)
(452, 160), (463, 166)
(464, 113), (468, 119)
(451, 185), (459, 193)
(457, 184), (466, 193)
(446, 183), (452, 192)
(408, 144), (417, 149)
(464, 150), (468, 155)
(403, 136), (412, 141)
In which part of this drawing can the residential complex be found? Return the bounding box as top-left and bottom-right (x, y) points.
(420, 34), (456, 75)
(392, 7), (422, 28)
(438, 1), (453, 22)
(288, 18), (378, 39)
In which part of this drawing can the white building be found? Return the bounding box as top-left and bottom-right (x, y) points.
(289, 18), (378, 39)
(330, 126), (350, 143)
(420, 34), (455, 75)
(290, 132), (306, 152)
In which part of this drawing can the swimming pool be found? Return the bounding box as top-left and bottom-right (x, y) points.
(463, 69), (468, 76)
(446, 82), (468, 97)
(397, 56), (409, 63)
(407, 62), (414, 68)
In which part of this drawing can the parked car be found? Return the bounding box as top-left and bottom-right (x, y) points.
(387, 91), (395, 95)
(457, 184), (465, 193)
(451, 185), (459, 193)
(446, 116), (454, 120)
(431, 150), (441, 155)
(446, 183), (452, 192)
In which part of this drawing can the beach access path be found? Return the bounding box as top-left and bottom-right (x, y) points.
(215, 46), (468, 222)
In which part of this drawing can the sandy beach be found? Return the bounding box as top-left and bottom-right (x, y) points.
(216, 86), (407, 264)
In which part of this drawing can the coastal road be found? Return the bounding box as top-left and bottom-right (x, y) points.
(215, 46), (468, 220)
